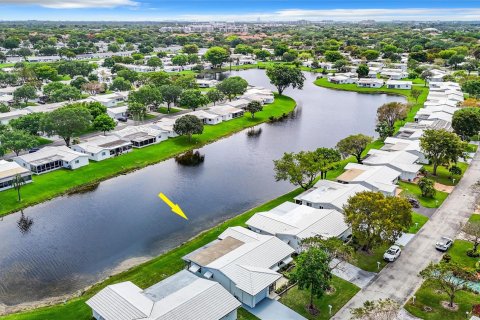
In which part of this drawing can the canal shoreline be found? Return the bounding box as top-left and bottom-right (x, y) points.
(0, 94), (296, 218)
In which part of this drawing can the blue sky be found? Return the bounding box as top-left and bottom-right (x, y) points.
(0, 0), (479, 21)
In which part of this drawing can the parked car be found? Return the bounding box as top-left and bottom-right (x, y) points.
(383, 245), (402, 262)
(117, 116), (128, 122)
(407, 197), (420, 208)
(28, 147), (40, 153)
(435, 236), (453, 251)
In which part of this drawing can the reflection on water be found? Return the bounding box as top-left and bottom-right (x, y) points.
(246, 127), (262, 138)
(0, 69), (405, 305)
(175, 150), (205, 166)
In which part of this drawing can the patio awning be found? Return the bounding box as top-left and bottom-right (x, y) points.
(203, 271), (213, 279)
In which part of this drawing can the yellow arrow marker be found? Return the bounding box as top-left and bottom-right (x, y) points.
(158, 193), (188, 220)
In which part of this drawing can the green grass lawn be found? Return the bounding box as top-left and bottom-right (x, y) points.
(36, 137), (52, 146)
(238, 308), (260, 320)
(280, 276), (360, 320)
(409, 212), (429, 233)
(405, 280), (480, 320)
(398, 181), (448, 208)
(0, 94), (296, 217)
(351, 244), (390, 272)
(422, 162), (468, 186)
(469, 214), (480, 223)
(157, 106), (182, 114)
(448, 239), (478, 269)
(0, 187), (305, 320)
(466, 143), (478, 153)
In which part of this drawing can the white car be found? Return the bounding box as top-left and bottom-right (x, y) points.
(435, 237), (453, 252)
(383, 245), (402, 262)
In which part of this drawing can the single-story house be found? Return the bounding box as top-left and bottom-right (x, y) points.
(327, 75), (357, 84)
(71, 135), (132, 161)
(25, 102), (65, 114)
(14, 146), (89, 174)
(242, 88), (274, 104)
(385, 80), (412, 90)
(91, 92), (129, 108)
(86, 270), (241, 320)
(336, 163), (401, 196)
(382, 137), (428, 164)
(246, 202), (350, 252)
(208, 105), (244, 121)
(112, 125), (169, 148)
(196, 79), (218, 88)
(0, 160), (33, 191)
(362, 149), (422, 181)
(182, 226), (294, 308)
(294, 179), (371, 212)
(150, 118), (178, 137)
(226, 98), (250, 110)
(185, 110), (223, 125)
(381, 69), (408, 80)
(395, 127), (425, 140)
(414, 105), (458, 122)
(117, 63), (158, 73)
(357, 78), (384, 88)
(107, 106), (128, 120)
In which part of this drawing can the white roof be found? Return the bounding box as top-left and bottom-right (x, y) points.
(226, 99), (250, 108)
(208, 105), (243, 116)
(107, 106), (128, 115)
(14, 146), (87, 165)
(0, 160), (30, 179)
(357, 78), (384, 84)
(294, 180), (371, 211)
(92, 92), (129, 103)
(364, 149), (422, 174)
(383, 137), (422, 153)
(416, 105), (458, 116)
(246, 202), (348, 240)
(113, 125), (166, 141)
(74, 135), (131, 154)
(386, 80), (412, 85)
(86, 270), (240, 320)
(339, 163), (400, 194)
(396, 127), (425, 140)
(185, 110), (222, 120)
(26, 102), (65, 113)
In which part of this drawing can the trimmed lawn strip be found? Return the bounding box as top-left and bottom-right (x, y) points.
(398, 181), (448, 208)
(409, 212), (429, 234)
(157, 106), (181, 114)
(280, 276), (360, 320)
(0, 94), (296, 217)
(351, 244), (390, 272)
(1, 187), (305, 320)
(422, 162), (467, 186)
(467, 143), (478, 153)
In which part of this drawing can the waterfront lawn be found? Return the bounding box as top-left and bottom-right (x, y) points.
(0, 188), (304, 320)
(398, 181), (448, 208)
(409, 212), (429, 234)
(405, 280), (479, 320)
(422, 162), (468, 186)
(351, 244), (390, 272)
(280, 276), (360, 320)
(0, 94), (296, 217)
(238, 308), (260, 320)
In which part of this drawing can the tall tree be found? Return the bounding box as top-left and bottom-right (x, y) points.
(356, 64), (369, 78)
(410, 88), (422, 103)
(0, 129), (38, 156)
(12, 174), (26, 202)
(245, 100), (263, 119)
(376, 102), (408, 129)
(173, 115), (204, 142)
(344, 191), (412, 252)
(420, 262), (476, 308)
(13, 84), (37, 105)
(452, 108), (480, 140)
(314, 147), (341, 179)
(159, 85), (183, 112)
(217, 76), (248, 101)
(291, 247), (332, 315)
(266, 64), (305, 95)
(41, 106), (92, 146)
(462, 221), (480, 254)
(420, 129), (466, 175)
(336, 134), (373, 163)
(273, 151), (322, 190)
(129, 85), (163, 111)
(204, 46), (230, 68)
(9, 113), (44, 136)
(93, 114), (116, 135)
(127, 102), (147, 122)
(206, 88), (225, 106)
(179, 89), (207, 111)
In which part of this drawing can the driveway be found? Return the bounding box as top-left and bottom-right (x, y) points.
(244, 299), (307, 320)
(333, 150), (480, 319)
(331, 259), (376, 289)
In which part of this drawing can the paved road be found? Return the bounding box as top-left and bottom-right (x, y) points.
(333, 150), (480, 319)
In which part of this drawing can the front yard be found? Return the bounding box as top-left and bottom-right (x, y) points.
(280, 276), (360, 320)
(398, 181), (448, 208)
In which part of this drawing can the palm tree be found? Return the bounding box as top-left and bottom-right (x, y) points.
(12, 174), (25, 202)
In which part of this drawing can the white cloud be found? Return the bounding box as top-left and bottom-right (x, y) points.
(0, 0), (138, 9)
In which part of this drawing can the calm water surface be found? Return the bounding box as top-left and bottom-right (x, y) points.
(0, 70), (405, 305)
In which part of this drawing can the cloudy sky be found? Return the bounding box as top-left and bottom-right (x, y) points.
(0, 0), (479, 21)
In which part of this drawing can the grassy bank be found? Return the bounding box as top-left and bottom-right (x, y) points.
(0, 94), (296, 217)
(1, 187), (305, 320)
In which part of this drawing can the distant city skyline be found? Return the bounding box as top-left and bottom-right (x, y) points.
(0, 0), (479, 21)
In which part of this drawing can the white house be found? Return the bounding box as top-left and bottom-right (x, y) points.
(363, 149), (422, 181)
(357, 78), (384, 88)
(14, 146), (89, 174)
(385, 80), (412, 90)
(207, 105), (244, 121)
(382, 137), (428, 164)
(381, 69), (408, 80)
(327, 75), (357, 84)
(294, 180), (371, 212)
(182, 226), (294, 308)
(336, 163), (401, 196)
(415, 105), (457, 122)
(226, 98), (250, 110)
(106, 106), (128, 120)
(0, 160), (33, 191)
(86, 270), (241, 320)
(91, 92), (129, 108)
(185, 110), (223, 125)
(196, 79), (218, 88)
(395, 126), (425, 140)
(71, 135), (132, 161)
(113, 125), (169, 148)
(150, 118), (178, 138)
(246, 202), (350, 252)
